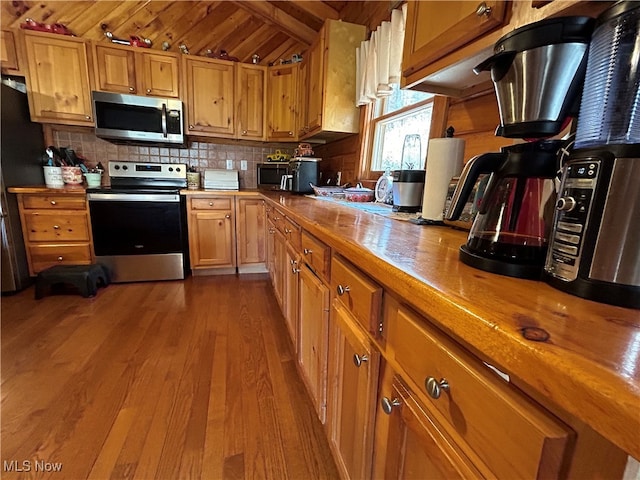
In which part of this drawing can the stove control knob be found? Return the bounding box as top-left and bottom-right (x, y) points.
(122, 165), (128, 170)
(556, 196), (576, 212)
(168, 167), (174, 172)
(176, 167), (181, 172)
(114, 165), (120, 170)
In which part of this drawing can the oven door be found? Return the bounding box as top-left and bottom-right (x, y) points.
(88, 192), (188, 282)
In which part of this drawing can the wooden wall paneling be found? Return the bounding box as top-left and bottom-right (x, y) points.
(183, 4), (250, 56)
(233, 25), (276, 63)
(340, 1), (392, 34)
(145, 2), (218, 50)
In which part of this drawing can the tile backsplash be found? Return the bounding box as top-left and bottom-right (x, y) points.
(52, 129), (296, 189)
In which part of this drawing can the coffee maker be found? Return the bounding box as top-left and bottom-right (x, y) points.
(446, 15), (594, 279)
(544, 2), (640, 308)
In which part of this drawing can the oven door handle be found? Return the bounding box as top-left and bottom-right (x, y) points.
(87, 193), (180, 202)
(161, 103), (168, 138)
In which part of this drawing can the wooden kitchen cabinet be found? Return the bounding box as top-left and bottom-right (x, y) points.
(187, 196), (236, 273)
(298, 263), (330, 423)
(327, 298), (380, 480)
(298, 19), (365, 142)
(183, 56), (235, 138)
(235, 196), (267, 273)
(402, 1), (508, 83)
(267, 63), (299, 141)
(23, 30), (94, 126)
(15, 192), (94, 276)
(1, 30), (22, 75)
(236, 63), (266, 141)
(93, 43), (180, 98)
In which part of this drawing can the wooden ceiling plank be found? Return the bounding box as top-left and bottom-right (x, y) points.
(1, 1), (30, 30)
(176, 2), (239, 55)
(260, 37), (300, 66)
(62, 1), (131, 39)
(83, 1), (150, 41)
(189, 7), (251, 56)
(286, 0), (339, 22)
(150, 1), (220, 49)
(232, 0), (315, 46)
(4, 0), (92, 29)
(109, 1), (175, 40)
(233, 24), (275, 62)
(213, 16), (263, 58)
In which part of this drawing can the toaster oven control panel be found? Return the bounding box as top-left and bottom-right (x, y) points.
(545, 159), (600, 281)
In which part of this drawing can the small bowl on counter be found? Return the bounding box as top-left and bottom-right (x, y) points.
(344, 185), (374, 202)
(310, 183), (345, 198)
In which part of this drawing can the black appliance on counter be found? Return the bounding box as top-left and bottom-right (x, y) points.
(257, 162), (289, 190)
(87, 161), (189, 283)
(544, 2), (640, 308)
(289, 157), (320, 194)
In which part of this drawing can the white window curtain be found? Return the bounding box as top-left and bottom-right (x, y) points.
(356, 4), (408, 106)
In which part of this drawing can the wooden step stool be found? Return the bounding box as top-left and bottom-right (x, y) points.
(35, 264), (110, 299)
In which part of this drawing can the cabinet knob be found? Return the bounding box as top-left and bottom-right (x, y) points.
(268, 228), (275, 234)
(225, 214), (231, 219)
(209, 202), (214, 206)
(337, 284), (350, 296)
(303, 248), (312, 255)
(242, 130), (248, 135)
(352, 353), (368, 368)
(381, 397), (401, 415)
(129, 87), (135, 92)
(50, 200), (57, 205)
(476, 2), (492, 17)
(189, 125), (194, 130)
(288, 131), (293, 136)
(425, 376), (450, 399)
(57, 256), (63, 261)
(284, 228), (291, 234)
(292, 267), (301, 274)
(85, 115), (91, 120)
(146, 88), (152, 94)
(53, 225), (60, 230)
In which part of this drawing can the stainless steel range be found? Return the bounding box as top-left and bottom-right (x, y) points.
(87, 161), (189, 283)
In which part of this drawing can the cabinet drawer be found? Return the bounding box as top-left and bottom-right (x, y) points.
(24, 212), (90, 242)
(22, 195), (86, 210)
(190, 197), (233, 210)
(29, 243), (92, 273)
(331, 255), (382, 335)
(283, 217), (301, 251)
(301, 231), (330, 282)
(390, 307), (571, 479)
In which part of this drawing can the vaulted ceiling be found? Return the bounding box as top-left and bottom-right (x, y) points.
(1, 1), (389, 66)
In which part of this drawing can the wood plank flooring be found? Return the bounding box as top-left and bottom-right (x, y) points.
(1, 274), (339, 480)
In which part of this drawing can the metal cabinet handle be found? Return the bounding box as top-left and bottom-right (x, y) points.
(129, 87), (135, 92)
(225, 214), (231, 219)
(476, 2), (492, 17)
(425, 376), (450, 399)
(242, 130), (248, 135)
(189, 125), (194, 130)
(292, 267), (301, 274)
(146, 88), (152, 94)
(337, 284), (350, 296)
(303, 248), (312, 255)
(288, 131), (293, 136)
(53, 225), (60, 229)
(381, 397), (401, 415)
(268, 228), (275, 234)
(353, 353), (368, 367)
(50, 200), (57, 205)
(57, 256), (63, 261)
(85, 115), (91, 120)
(209, 202), (214, 206)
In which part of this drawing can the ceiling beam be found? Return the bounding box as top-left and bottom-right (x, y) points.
(287, 0), (339, 22)
(232, 0), (316, 46)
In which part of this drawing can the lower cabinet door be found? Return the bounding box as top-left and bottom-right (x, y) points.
(298, 264), (329, 423)
(327, 300), (380, 480)
(381, 376), (483, 480)
(284, 244), (300, 350)
(189, 210), (235, 268)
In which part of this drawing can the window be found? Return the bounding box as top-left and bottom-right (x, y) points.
(369, 85), (434, 174)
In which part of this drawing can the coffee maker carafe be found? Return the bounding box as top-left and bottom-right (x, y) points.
(447, 141), (561, 278)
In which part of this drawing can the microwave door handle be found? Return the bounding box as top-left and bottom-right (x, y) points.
(161, 103), (168, 138)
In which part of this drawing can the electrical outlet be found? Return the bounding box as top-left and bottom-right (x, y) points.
(240, 160), (247, 171)
(226, 159), (233, 170)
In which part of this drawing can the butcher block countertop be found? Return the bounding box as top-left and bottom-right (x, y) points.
(261, 191), (640, 460)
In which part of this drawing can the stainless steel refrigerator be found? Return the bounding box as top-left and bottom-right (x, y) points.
(1, 81), (46, 293)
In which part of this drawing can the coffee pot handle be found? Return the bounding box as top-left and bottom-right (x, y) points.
(446, 152), (504, 220)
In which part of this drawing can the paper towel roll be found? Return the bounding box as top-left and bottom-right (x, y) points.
(421, 138), (466, 221)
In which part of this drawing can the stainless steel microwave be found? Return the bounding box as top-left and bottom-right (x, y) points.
(92, 91), (185, 146)
(257, 162), (289, 190)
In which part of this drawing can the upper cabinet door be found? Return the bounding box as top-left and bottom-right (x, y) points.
(94, 44), (137, 94)
(236, 64), (266, 141)
(139, 51), (180, 98)
(23, 31), (94, 126)
(184, 57), (235, 137)
(267, 63), (299, 141)
(403, 0), (508, 78)
(1, 30), (21, 74)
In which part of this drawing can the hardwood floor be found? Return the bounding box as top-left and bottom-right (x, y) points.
(1, 274), (339, 480)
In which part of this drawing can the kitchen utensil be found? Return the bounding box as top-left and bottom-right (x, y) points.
(447, 140), (562, 279)
(474, 16), (594, 138)
(344, 184), (374, 202)
(574, 1), (640, 148)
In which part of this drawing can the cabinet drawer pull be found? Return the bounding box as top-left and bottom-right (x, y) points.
(284, 228), (291, 234)
(146, 88), (152, 94)
(425, 376), (450, 399)
(85, 115), (91, 120)
(209, 202), (214, 206)
(337, 284), (350, 296)
(129, 86), (135, 92)
(353, 353), (368, 367)
(269, 228), (275, 234)
(476, 2), (492, 17)
(50, 200), (57, 205)
(225, 214), (231, 219)
(292, 267), (300, 274)
(288, 131), (293, 136)
(303, 248), (312, 255)
(53, 225), (60, 229)
(242, 130), (247, 135)
(381, 397), (401, 415)
(57, 256), (63, 261)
